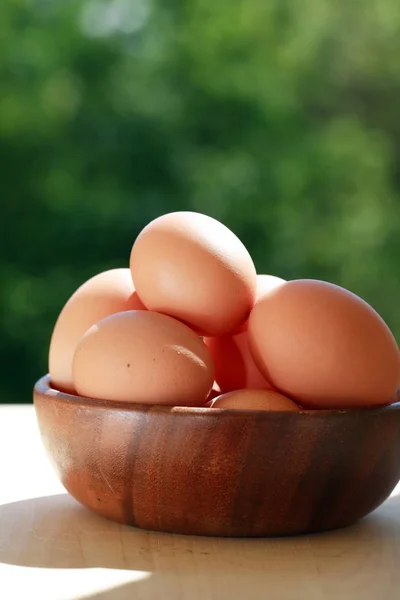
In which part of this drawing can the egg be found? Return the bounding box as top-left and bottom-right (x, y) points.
(205, 274), (285, 392)
(210, 389), (299, 411)
(130, 212), (257, 336)
(72, 310), (214, 405)
(49, 269), (145, 393)
(248, 279), (400, 409)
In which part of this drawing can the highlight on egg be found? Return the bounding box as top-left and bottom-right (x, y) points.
(130, 211), (257, 336)
(72, 310), (215, 406)
(206, 381), (222, 403)
(49, 268), (145, 394)
(247, 279), (400, 409)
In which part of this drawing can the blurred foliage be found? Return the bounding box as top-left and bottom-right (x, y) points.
(1, 0), (399, 403)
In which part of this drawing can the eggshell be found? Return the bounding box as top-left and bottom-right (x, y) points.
(210, 389), (299, 411)
(72, 310), (214, 405)
(130, 212), (257, 336)
(49, 269), (145, 393)
(205, 274), (285, 392)
(248, 279), (400, 409)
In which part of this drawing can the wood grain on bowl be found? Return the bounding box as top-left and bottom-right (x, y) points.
(34, 376), (400, 537)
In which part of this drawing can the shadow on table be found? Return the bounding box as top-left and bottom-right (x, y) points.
(1, 492), (399, 599)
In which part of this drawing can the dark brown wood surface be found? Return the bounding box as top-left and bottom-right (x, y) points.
(34, 375), (400, 537)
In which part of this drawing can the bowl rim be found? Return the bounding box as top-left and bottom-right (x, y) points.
(34, 374), (400, 419)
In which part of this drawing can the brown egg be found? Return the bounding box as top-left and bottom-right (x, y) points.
(49, 269), (145, 393)
(205, 274), (285, 392)
(130, 212), (257, 336)
(72, 310), (214, 405)
(210, 389), (299, 411)
(248, 279), (400, 409)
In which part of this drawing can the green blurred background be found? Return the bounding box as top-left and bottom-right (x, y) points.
(1, 0), (399, 404)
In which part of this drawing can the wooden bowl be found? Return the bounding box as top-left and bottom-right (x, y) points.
(33, 375), (400, 537)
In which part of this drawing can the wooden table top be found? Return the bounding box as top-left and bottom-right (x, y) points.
(0, 404), (399, 600)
